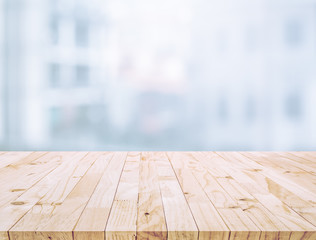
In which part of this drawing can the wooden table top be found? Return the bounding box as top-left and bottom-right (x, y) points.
(0, 152), (315, 240)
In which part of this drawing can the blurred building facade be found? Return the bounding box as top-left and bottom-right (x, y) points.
(0, 0), (3, 146)
(1, 0), (316, 150)
(188, 0), (316, 150)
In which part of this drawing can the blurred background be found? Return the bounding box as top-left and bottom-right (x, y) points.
(0, 0), (316, 151)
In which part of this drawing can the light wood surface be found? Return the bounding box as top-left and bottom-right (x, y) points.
(0, 152), (315, 240)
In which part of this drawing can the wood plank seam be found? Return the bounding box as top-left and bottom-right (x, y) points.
(177, 152), (265, 240)
(166, 154), (231, 239)
(73, 152), (128, 240)
(0, 152), (48, 170)
(200, 154), (288, 238)
(218, 151), (316, 202)
(6, 152), (71, 207)
(71, 152), (116, 232)
(3, 152), (82, 240)
(193, 152), (295, 239)
(165, 152), (200, 238)
(8, 152), (109, 240)
(105, 152), (141, 240)
(0, 153), (51, 210)
(6, 153), (90, 229)
(240, 152), (316, 183)
(154, 152), (198, 239)
(103, 152), (128, 235)
(187, 153), (264, 234)
(0, 152), (315, 240)
(136, 152), (168, 240)
(288, 152), (316, 164)
(237, 152), (316, 228)
(274, 152), (316, 175)
(236, 152), (316, 198)
(150, 153), (169, 240)
(237, 152), (316, 203)
(214, 152), (316, 238)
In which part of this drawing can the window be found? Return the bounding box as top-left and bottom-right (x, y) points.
(285, 19), (303, 46)
(50, 16), (59, 45)
(50, 107), (63, 135)
(218, 96), (228, 123)
(285, 92), (301, 121)
(75, 65), (89, 86)
(75, 20), (89, 47)
(245, 95), (255, 123)
(50, 105), (92, 139)
(75, 105), (90, 130)
(49, 63), (61, 88)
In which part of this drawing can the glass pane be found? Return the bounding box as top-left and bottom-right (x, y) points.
(1, 0), (316, 150)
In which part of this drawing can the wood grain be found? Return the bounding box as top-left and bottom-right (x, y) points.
(0, 151), (314, 239)
(9, 152), (112, 240)
(74, 152), (127, 240)
(1, 153), (87, 236)
(167, 152), (230, 240)
(155, 152), (198, 240)
(189, 152), (289, 240)
(105, 152), (141, 240)
(136, 152), (167, 240)
(0, 152), (36, 169)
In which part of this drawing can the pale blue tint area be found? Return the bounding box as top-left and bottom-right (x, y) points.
(0, 0), (316, 150)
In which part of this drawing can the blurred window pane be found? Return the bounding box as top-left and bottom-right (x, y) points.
(285, 92), (301, 120)
(50, 107), (63, 135)
(75, 105), (90, 129)
(285, 19), (302, 46)
(1, 0), (316, 151)
(49, 64), (61, 88)
(75, 20), (89, 47)
(75, 65), (89, 86)
(218, 96), (228, 123)
(245, 95), (256, 123)
(50, 16), (59, 45)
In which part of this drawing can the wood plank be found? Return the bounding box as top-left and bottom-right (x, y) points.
(9, 152), (112, 240)
(217, 152), (316, 239)
(242, 152), (316, 183)
(240, 164), (316, 226)
(1, 152), (89, 240)
(105, 152), (141, 240)
(290, 152), (316, 163)
(0, 152), (72, 209)
(0, 151), (315, 239)
(218, 152), (316, 207)
(5, 152), (90, 238)
(243, 152), (316, 176)
(0, 152), (47, 175)
(74, 152), (128, 240)
(270, 152), (316, 174)
(0, 232), (9, 240)
(154, 152), (198, 240)
(0, 152), (34, 169)
(190, 152), (291, 240)
(243, 152), (316, 194)
(0, 152), (71, 240)
(288, 152), (316, 167)
(136, 152), (167, 240)
(236, 153), (316, 226)
(167, 152), (231, 240)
